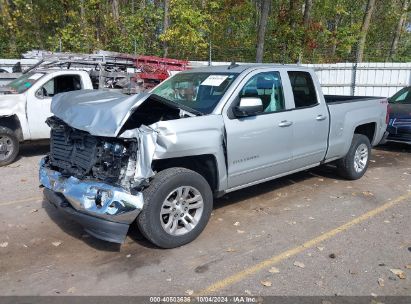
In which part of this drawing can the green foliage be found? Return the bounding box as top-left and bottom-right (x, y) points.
(0, 0), (410, 62)
(158, 0), (224, 59)
(210, 0), (257, 61)
(116, 3), (163, 55)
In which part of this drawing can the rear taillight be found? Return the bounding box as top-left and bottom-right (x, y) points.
(386, 102), (391, 125)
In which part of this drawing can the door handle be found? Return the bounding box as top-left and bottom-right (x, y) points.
(316, 115), (327, 121)
(278, 120), (293, 127)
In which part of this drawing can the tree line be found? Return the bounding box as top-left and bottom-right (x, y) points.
(0, 0), (410, 63)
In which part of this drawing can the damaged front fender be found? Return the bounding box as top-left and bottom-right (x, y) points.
(150, 115), (228, 191)
(118, 125), (158, 189)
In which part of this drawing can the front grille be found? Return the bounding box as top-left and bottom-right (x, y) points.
(47, 116), (134, 184)
(50, 127), (100, 177)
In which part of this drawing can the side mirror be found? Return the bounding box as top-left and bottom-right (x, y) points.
(234, 97), (263, 117)
(35, 88), (45, 99)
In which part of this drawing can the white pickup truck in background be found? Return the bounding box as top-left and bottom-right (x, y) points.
(0, 70), (94, 165)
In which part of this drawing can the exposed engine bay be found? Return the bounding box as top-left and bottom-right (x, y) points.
(118, 96), (181, 133)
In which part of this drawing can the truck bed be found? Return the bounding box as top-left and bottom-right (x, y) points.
(324, 96), (388, 163)
(324, 95), (384, 104)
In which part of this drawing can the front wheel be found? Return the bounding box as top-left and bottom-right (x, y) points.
(337, 134), (371, 180)
(137, 167), (213, 248)
(0, 127), (19, 167)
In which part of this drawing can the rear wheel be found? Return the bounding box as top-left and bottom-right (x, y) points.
(137, 167), (213, 248)
(337, 134), (371, 180)
(0, 127), (19, 167)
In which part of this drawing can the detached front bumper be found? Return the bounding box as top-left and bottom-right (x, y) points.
(39, 158), (144, 243)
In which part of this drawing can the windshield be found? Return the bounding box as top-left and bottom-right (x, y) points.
(389, 87), (411, 104)
(152, 72), (238, 114)
(7, 72), (46, 93)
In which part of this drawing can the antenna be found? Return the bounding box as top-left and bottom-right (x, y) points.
(228, 61), (239, 69)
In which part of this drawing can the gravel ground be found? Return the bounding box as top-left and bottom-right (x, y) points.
(0, 142), (410, 297)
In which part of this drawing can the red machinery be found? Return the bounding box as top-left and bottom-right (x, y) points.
(134, 55), (189, 90)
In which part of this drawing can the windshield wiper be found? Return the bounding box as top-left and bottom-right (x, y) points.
(150, 94), (203, 116)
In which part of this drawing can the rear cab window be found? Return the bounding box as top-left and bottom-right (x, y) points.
(288, 71), (318, 108)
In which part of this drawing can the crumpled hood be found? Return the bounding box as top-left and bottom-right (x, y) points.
(51, 90), (151, 137)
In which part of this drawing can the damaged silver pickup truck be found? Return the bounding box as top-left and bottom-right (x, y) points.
(40, 64), (389, 248)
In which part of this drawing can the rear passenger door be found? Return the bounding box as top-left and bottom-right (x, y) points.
(287, 71), (329, 169)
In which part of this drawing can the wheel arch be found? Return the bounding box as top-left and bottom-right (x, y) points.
(0, 115), (23, 141)
(354, 122), (376, 144)
(152, 154), (219, 194)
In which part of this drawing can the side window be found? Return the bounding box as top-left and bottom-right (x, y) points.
(288, 71), (318, 108)
(38, 75), (82, 98)
(239, 72), (285, 113)
(42, 79), (55, 97)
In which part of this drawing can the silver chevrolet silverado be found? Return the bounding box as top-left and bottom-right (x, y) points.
(39, 64), (389, 248)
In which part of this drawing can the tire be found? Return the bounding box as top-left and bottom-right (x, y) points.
(137, 167), (213, 248)
(337, 134), (371, 180)
(0, 127), (19, 167)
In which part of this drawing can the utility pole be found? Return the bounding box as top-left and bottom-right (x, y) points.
(163, 0), (170, 57)
(208, 38), (212, 66)
(134, 39), (137, 56)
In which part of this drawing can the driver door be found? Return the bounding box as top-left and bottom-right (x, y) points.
(223, 70), (294, 189)
(27, 74), (82, 139)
